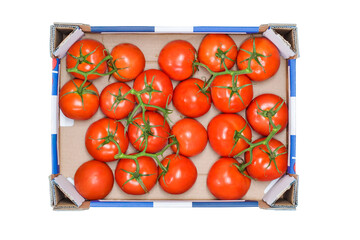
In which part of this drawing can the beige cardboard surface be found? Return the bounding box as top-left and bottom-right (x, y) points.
(58, 33), (288, 201)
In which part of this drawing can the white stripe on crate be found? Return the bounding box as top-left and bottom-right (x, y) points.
(51, 96), (58, 134)
(155, 26), (193, 33)
(60, 110), (75, 127)
(290, 96), (296, 135)
(153, 201), (192, 208)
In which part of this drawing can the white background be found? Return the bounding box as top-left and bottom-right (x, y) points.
(1, 0), (359, 239)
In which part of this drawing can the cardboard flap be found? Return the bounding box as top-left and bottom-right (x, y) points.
(262, 175), (298, 209)
(262, 24), (298, 59)
(50, 24), (85, 58)
(49, 175), (86, 209)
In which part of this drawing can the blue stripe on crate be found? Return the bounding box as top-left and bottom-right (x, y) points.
(52, 58), (60, 96)
(90, 26), (155, 33)
(192, 201), (258, 208)
(194, 26), (259, 33)
(288, 135), (296, 174)
(90, 201), (154, 207)
(289, 59), (296, 97)
(51, 134), (59, 174)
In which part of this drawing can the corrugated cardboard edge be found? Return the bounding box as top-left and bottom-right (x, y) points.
(50, 23), (89, 58)
(49, 174), (89, 210)
(260, 174), (298, 210)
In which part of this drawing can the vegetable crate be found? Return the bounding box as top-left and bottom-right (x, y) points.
(49, 23), (299, 210)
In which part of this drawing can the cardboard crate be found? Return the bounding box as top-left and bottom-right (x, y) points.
(49, 23), (299, 210)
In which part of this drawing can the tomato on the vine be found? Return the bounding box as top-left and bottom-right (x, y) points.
(59, 79), (99, 120)
(128, 111), (170, 153)
(74, 160), (114, 200)
(115, 156), (158, 195)
(133, 69), (173, 111)
(109, 43), (145, 82)
(211, 74), (253, 113)
(173, 78), (211, 118)
(85, 118), (129, 162)
(198, 34), (237, 72)
(158, 154), (197, 194)
(158, 40), (197, 81)
(208, 114), (252, 157)
(207, 157), (251, 200)
(66, 39), (107, 80)
(245, 138), (287, 181)
(170, 118), (208, 157)
(246, 94), (288, 136)
(99, 82), (135, 120)
(237, 37), (280, 81)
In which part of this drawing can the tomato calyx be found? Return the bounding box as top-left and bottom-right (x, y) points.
(89, 120), (123, 153)
(230, 122), (252, 156)
(107, 86), (134, 114)
(213, 75), (252, 109)
(107, 58), (132, 81)
(67, 48), (116, 81)
(60, 79), (98, 109)
(259, 144), (287, 175)
(231, 162), (255, 180)
(119, 158), (155, 193)
(238, 37), (272, 73)
(256, 99), (285, 132)
(214, 45), (236, 71)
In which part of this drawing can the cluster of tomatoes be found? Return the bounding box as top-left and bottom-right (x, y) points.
(59, 33), (289, 201)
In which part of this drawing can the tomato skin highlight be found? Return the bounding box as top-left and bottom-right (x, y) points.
(207, 114), (252, 157)
(170, 118), (208, 157)
(211, 74), (253, 113)
(246, 94), (288, 136)
(74, 160), (114, 200)
(158, 40), (197, 81)
(128, 111), (170, 153)
(245, 138), (288, 181)
(109, 43), (145, 82)
(133, 69), (173, 111)
(85, 118), (129, 162)
(237, 37), (280, 81)
(173, 78), (211, 118)
(198, 34), (237, 72)
(66, 39), (107, 80)
(99, 82), (135, 120)
(158, 154), (197, 194)
(59, 79), (99, 120)
(207, 158), (251, 200)
(115, 156), (158, 195)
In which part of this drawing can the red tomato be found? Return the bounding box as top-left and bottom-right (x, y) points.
(85, 118), (129, 162)
(99, 82), (135, 120)
(128, 111), (170, 153)
(173, 78), (211, 118)
(66, 39), (107, 80)
(133, 69), (173, 111)
(211, 74), (253, 113)
(208, 114), (252, 157)
(237, 37), (280, 81)
(158, 154), (197, 194)
(74, 160), (114, 200)
(246, 94), (288, 136)
(59, 79), (99, 120)
(207, 157), (251, 200)
(158, 40), (197, 81)
(198, 34), (237, 72)
(245, 138), (287, 181)
(170, 118), (208, 157)
(115, 156), (158, 195)
(109, 43), (145, 82)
